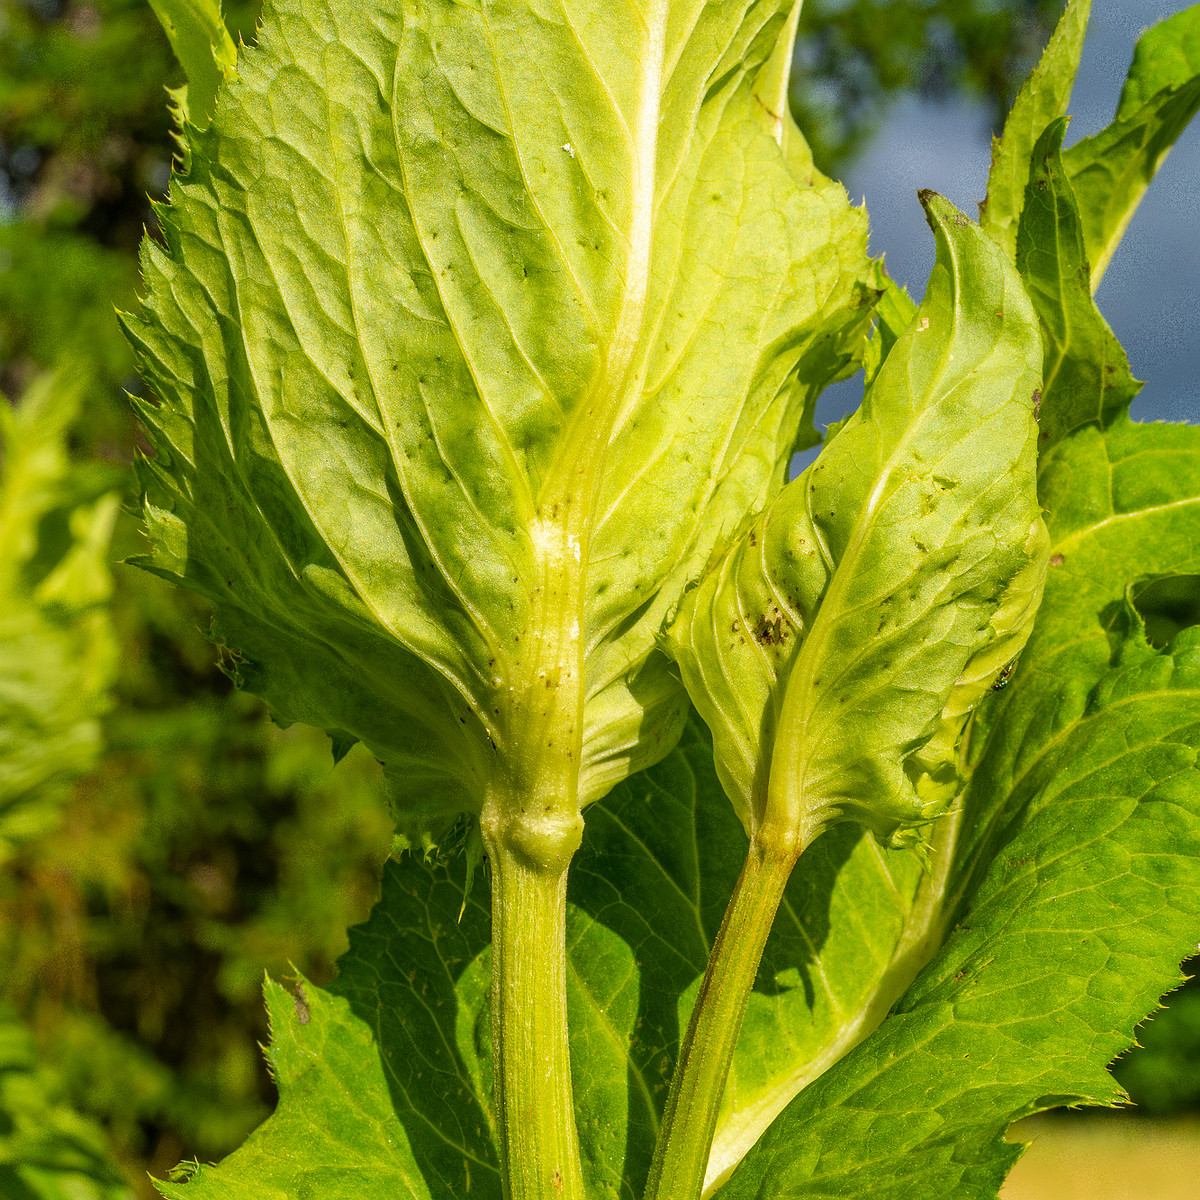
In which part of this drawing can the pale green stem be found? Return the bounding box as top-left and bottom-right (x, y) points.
(644, 838), (799, 1200)
(485, 832), (586, 1200)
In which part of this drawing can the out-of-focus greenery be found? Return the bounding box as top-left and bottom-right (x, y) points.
(0, 370), (119, 859)
(0, 372), (130, 1200)
(1, 0), (1195, 1195)
(0, 0), (259, 451)
(1, 482), (394, 1190)
(0, 1003), (133, 1200)
(793, 0), (1065, 174)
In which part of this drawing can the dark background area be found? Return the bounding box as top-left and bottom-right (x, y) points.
(1, 2), (1196, 1193)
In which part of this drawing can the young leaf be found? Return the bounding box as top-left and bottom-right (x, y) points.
(666, 194), (1046, 853)
(1013, 118), (1140, 451)
(1063, 4), (1200, 290)
(124, 0), (875, 855)
(979, 0), (1091, 262)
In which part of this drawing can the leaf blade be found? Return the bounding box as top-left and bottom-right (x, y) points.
(980, 0), (1092, 263)
(1063, 4), (1200, 290)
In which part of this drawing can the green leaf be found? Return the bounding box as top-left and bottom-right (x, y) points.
(717, 623), (1200, 1199)
(572, 719), (934, 1195)
(980, 0), (1091, 263)
(712, 248), (1200, 1200)
(150, 858), (499, 1200)
(150, 829), (647, 1199)
(154, 715), (942, 1198)
(1013, 118), (1140, 452)
(0, 374), (119, 861)
(147, 0), (238, 128)
(1063, 4), (1200, 290)
(124, 0), (875, 844)
(665, 194), (1047, 851)
(0, 1005), (134, 1200)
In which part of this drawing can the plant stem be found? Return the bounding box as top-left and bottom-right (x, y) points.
(485, 828), (586, 1200)
(644, 837), (799, 1200)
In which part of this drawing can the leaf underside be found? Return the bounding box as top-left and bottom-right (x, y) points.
(127, 0), (875, 841)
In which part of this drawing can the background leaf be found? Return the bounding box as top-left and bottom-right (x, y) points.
(979, 0), (1091, 262)
(0, 1004), (134, 1200)
(1063, 4), (1200, 290)
(0, 373), (119, 860)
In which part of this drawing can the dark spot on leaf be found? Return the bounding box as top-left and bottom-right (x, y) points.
(294, 983), (311, 1025)
(1049, 553), (1064, 566)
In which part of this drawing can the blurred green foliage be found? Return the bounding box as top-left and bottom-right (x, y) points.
(2, 0), (1196, 1195)
(793, 0), (1064, 173)
(0, 1003), (134, 1200)
(1, 372), (130, 1200)
(0, 371), (119, 859)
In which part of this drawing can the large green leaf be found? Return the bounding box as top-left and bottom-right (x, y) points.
(125, 0), (875, 844)
(979, 0), (1091, 263)
(665, 195), (1047, 850)
(154, 857), (500, 1200)
(717, 621), (1200, 1199)
(1063, 4), (1200, 290)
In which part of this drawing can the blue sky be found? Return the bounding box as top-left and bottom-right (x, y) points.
(800, 0), (1199, 470)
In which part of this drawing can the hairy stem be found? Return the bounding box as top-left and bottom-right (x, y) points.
(644, 838), (799, 1200)
(485, 827), (585, 1200)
